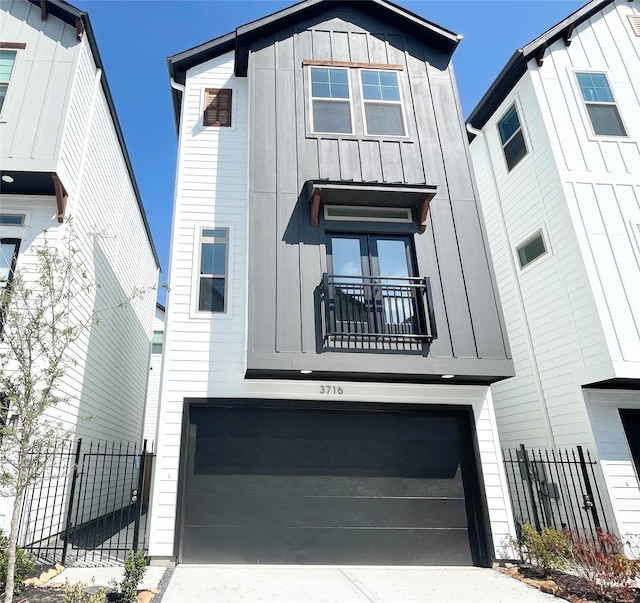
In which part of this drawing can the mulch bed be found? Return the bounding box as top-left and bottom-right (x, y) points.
(500, 564), (640, 603)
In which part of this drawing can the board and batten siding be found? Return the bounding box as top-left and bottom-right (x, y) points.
(532, 0), (640, 376)
(246, 8), (511, 380)
(0, 0), (77, 172)
(147, 47), (515, 560)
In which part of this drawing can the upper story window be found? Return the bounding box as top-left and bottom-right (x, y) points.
(360, 70), (405, 136)
(0, 49), (17, 113)
(498, 104), (527, 171)
(310, 67), (353, 134)
(197, 228), (228, 313)
(576, 72), (626, 137)
(203, 88), (232, 127)
(516, 230), (547, 269)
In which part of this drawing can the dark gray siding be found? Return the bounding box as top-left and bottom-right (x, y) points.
(247, 6), (512, 382)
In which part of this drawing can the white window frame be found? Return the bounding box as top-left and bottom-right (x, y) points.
(0, 48), (19, 118)
(574, 71), (627, 138)
(358, 68), (407, 138)
(515, 228), (549, 271)
(308, 66), (355, 135)
(192, 226), (231, 317)
(497, 102), (528, 172)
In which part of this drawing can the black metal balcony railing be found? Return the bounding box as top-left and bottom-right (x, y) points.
(321, 274), (436, 343)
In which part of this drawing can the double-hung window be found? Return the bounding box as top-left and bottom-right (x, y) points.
(310, 67), (352, 134)
(360, 70), (405, 136)
(197, 228), (228, 313)
(498, 104), (527, 171)
(576, 72), (626, 137)
(0, 49), (17, 113)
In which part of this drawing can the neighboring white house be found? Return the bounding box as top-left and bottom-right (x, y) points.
(467, 0), (640, 540)
(143, 303), (165, 448)
(149, 0), (517, 567)
(0, 0), (159, 534)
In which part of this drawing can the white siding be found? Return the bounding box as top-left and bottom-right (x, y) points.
(143, 306), (165, 446)
(0, 0), (77, 171)
(585, 389), (640, 539)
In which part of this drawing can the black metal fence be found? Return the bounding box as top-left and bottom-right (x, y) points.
(17, 438), (150, 566)
(503, 444), (609, 537)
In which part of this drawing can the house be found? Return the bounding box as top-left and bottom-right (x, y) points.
(144, 303), (166, 448)
(149, 0), (516, 567)
(0, 0), (159, 535)
(467, 0), (640, 541)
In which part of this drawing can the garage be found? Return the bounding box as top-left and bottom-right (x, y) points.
(178, 402), (489, 565)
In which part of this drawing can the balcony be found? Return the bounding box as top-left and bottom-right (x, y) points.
(321, 274), (436, 349)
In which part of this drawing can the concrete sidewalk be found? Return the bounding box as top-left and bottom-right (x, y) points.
(160, 566), (559, 602)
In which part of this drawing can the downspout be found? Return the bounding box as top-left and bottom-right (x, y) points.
(170, 78), (185, 93)
(466, 122), (556, 448)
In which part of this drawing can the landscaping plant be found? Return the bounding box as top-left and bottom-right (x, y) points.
(63, 580), (106, 603)
(0, 531), (34, 597)
(514, 523), (571, 574)
(114, 550), (147, 603)
(565, 529), (640, 602)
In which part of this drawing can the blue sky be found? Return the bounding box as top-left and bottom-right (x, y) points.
(71, 0), (585, 304)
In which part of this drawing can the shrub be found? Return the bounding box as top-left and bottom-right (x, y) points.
(117, 550), (147, 603)
(63, 580), (106, 603)
(566, 529), (640, 602)
(514, 523), (571, 574)
(0, 529), (36, 595)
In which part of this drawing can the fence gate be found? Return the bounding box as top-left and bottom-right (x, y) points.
(17, 439), (149, 566)
(502, 445), (609, 537)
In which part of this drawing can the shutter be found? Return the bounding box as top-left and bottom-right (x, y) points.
(629, 15), (640, 37)
(204, 88), (232, 126)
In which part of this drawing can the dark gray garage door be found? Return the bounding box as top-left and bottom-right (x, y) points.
(179, 404), (485, 565)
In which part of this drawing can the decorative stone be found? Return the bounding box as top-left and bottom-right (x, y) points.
(136, 590), (156, 603)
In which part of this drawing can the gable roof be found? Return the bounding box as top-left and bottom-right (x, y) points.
(167, 0), (462, 129)
(25, 0), (160, 268)
(466, 0), (616, 137)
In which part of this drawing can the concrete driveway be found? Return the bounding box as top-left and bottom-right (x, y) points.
(160, 566), (558, 602)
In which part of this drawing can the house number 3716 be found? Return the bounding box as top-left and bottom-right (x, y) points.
(319, 385), (343, 395)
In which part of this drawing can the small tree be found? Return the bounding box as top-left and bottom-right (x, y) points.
(0, 227), (152, 603)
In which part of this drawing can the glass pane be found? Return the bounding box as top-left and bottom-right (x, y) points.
(518, 234), (546, 268)
(330, 237), (363, 279)
(326, 206), (410, 221)
(199, 277), (226, 312)
(311, 67), (329, 84)
(377, 239), (410, 278)
(362, 84), (382, 100)
(312, 100), (352, 133)
(0, 83), (7, 112)
(0, 215), (24, 225)
(504, 130), (527, 170)
(328, 68), (348, 85)
(360, 71), (379, 86)
(0, 242), (16, 287)
(498, 106), (521, 144)
(0, 50), (16, 81)
(577, 72), (614, 102)
(330, 82), (349, 99)
(587, 104), (626, 136)
(364, 104), (404, 136)
(152, 331), (164, 344)
(200, 242), (227, 275)
(202, 229), (227, 239)
(312, 82), (330, 98)
(311, 68), (349, 99)
(381, 85), (401, 102)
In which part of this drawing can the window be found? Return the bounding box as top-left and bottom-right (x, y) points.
(203, 88), (232, 127)
(324, 205), (412, 223)
(310, 67), (353, 134)
(0, 238), (20, 333)
(516, 231), (547, 269)
(151, 331), (163, 354)
(197, 228), (228, 313)
(0, 49), (17, 112)
(498, 105), (527, 171)
(576, 72), (626, 137)
(360, 70), (405, 136)
(0, 214), (24, 226)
